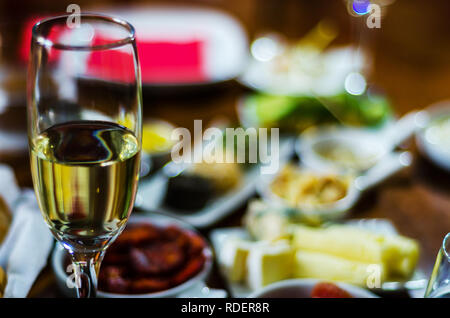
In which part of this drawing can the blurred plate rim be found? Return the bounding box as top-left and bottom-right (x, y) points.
(90, 4), (249, 88)
(415, 99), (450, 172)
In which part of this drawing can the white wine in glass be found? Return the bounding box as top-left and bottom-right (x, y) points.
(27, 14), (142, 297)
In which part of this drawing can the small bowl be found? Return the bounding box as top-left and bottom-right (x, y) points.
(297, 126), (386, 173)
(297, 112), (420, 174)
(52, 213), (213, 298)
(249, 279), (378, 298)
(415, 100), (450, 172)
(256, 164), (359, 222)
(257, 151), (411, 222)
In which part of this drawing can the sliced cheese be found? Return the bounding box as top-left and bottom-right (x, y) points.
(294, 250), (387, 287)
(292, 224), (419, 280)
(219, 238), (257, 282)
(293, 224), (384, 264)
(246, 240), (294, 291)
(382, 235), (419, 279)
(245, 208), (292, 242)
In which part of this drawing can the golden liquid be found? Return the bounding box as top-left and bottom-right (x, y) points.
(30, 121), (140, 250)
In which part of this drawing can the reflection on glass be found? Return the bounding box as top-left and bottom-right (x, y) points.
(425, 233), (450, 298)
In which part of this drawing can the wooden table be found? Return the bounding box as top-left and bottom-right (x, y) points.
(0, 0), (449, 298)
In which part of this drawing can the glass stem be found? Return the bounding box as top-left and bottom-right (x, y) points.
(71, 251), (105, 298)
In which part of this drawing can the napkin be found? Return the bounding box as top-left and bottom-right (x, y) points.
(0, 165), (54, 298)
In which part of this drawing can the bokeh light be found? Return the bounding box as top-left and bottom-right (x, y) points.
(251, 36), (280, 62)
(352, 0), (371, 15)
(345, 72), (367, 95)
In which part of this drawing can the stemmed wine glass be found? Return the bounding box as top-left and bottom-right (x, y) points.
(27, 14), (142, 298)
(425, 233), (450, 298)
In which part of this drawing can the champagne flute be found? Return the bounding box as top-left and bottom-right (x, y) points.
(425, 233), (450, 298)
(27, 14), (142, 298)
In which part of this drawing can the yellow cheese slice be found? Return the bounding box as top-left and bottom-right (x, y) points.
(293, 224), (384, 263)
(219, 238), (256, 282)
(294, 250), (387, 287)
(292, 224), (419, 280)
(382, 235), (419, 279)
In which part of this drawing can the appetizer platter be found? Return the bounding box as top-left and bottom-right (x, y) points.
(210, 205), (427, 298)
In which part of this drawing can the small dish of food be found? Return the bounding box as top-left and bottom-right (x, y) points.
(52, 213), (221, 298)
(163, 155), (243, 211)
(260, 163), (357, 222)
(239, 21), (366, 98)
(415, 100), (450, 172)
(257, 152), (411, 222)
(135, 151), (247, 228)
(237, 92), (393, 135)
(296, 111), (420, 174)
(249, 279), (378, 298)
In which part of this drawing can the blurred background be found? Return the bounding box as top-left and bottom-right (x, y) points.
(0, 0), (449, 285)
(1, 0), (450, 168)
(0, 0), (449, 105)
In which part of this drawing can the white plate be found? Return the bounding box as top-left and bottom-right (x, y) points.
(209, 219), (427, 298)
(239, 44), (367, 97)
(135, 138), (295, 228)
(92, 5), (248, 87)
